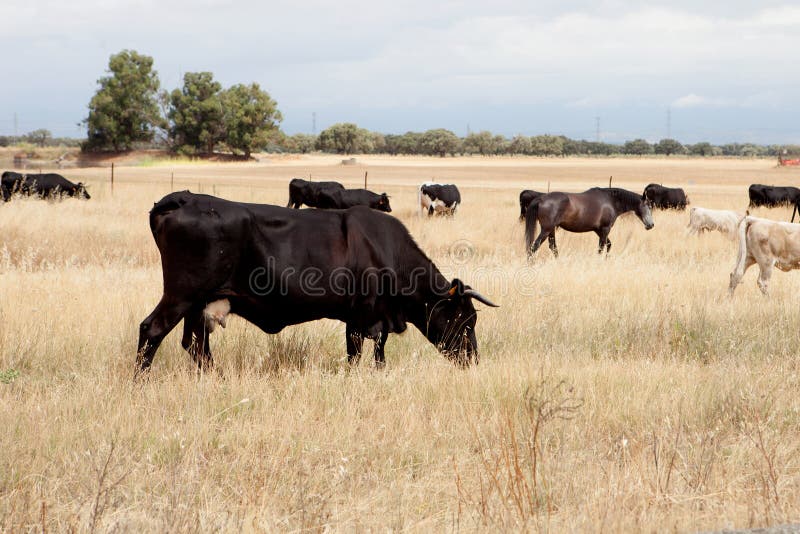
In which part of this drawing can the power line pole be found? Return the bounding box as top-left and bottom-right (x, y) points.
(13, 112), (18, 137)
(466, 123), (471, 136)
(595, 116), (600, 142)
(312, 112), (316, 134)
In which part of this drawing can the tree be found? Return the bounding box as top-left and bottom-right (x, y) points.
(654, 138), (685, 156)
(622, 139), (653, 155)
(220, 83), (282, 158)
(167, 72), (224, 155)
(84, 50), (164, 151)
(283, 133), (317, 154)
(529, 135), (564, 156)
(508, 134), (532, 155)
(316, 123), (373, 154)
(370, 132), (386, 154)
(421, 129), (460, 157)
(396, 132), (423, 155)
(463, 131), (495, 155)
(688, 142), (714, 156)
(26, 129), (52, 148)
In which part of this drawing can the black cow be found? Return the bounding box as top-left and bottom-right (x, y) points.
(317, 188), (392, 212)
(1, 171), (90, 200)
(419, 183), (461, 216)
(642, 183), (688, 210)
(136, 192), (497, 374)
(519, 189), (545, 221)
(287, 178), (344, 209)
(749, 184), (800, 222)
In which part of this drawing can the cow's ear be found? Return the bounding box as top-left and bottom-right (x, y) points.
(447, 278), (465, 298)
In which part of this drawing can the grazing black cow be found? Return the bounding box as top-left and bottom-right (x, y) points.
(418, 183), (461, 216)
(1, 171), (90, 200)
(748, 184), (800, 221)
(287, 178), (344, 209)
(519, 189), (546, 221)
(642, 183), (688, 210)
(317, 188), (392, 212)
(136, 192), (497, 374)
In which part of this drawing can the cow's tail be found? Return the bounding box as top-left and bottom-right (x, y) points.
(733, 215), (751, 277)
(524, 200), (540, 253)
(417, 186), (423, 217)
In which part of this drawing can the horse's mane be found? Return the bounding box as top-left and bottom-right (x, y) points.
(588, 187), (642, 211)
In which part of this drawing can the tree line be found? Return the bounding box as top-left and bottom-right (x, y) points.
(282, 124), (800, 158)
(5, 49), (798, 159)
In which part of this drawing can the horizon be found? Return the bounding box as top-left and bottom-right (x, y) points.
(1, 1), (797, 145)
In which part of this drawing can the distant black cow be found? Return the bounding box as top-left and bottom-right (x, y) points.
(287, 178), (344, 209)
(317, 188), (392, 212)
(1, 171), (90, 200)
(748, 184), (800, 222)
(286, 178), (344, 209)
(418, 183), (461, 216)
(642, 183), (688, 210)
(519, 189), (546, 221)
(136, 191), (497, 374)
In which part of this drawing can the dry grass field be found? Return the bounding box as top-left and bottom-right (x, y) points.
(1, 155), (800, 532)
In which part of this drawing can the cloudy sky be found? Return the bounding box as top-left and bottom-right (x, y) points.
(1, 0), (798, 143)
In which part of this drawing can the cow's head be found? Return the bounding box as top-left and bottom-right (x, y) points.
(76, 183), (91, 200)
(375, 193), (391, 212)
(426, 278), (498, 365)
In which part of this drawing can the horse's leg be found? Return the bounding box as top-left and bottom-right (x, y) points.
(548, 232), (558, 258)
(595, 227), (611, 254)
(531, 226), (553, 255)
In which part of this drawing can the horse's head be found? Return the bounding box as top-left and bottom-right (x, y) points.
(635, 198), (655, 230)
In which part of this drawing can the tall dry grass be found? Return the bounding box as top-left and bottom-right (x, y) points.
(1, 156), (799, 531)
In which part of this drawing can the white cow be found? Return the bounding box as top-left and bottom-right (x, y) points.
(687, 207), (743, 239)
(729, 216), (800, 296)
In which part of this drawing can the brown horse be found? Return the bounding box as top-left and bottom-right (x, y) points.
(525, 187), (654, 257)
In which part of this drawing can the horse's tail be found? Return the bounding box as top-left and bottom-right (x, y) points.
(524, 200), (540, 253)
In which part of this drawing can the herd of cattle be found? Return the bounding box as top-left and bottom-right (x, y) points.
(2, 169), (799, 371)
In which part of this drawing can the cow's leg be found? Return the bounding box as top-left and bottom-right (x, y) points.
(757, 261), (774, 296)
(728, 255), (756, 296)
(547, 233), (558, 258)
(346, 324), (363, 366)
(136, 296), (192, 376)
(372, 327), (390, 370)
(181, 308), (213, 371)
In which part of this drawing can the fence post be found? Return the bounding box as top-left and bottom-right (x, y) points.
(608, 175), (613, 188)
(170, 172), (174, 191)
(364, 171), (368, 189)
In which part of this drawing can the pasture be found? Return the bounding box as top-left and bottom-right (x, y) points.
(1, 155), (800, 531)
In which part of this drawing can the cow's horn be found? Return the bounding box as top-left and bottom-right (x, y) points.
(463, 289), (499, 307)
